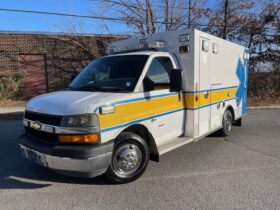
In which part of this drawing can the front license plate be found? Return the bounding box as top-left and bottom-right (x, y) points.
(21, 147), (47, 167)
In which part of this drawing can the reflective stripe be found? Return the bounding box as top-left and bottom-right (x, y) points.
(95, 86), (237, 133)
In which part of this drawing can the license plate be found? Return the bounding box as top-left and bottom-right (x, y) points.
(21, 147), (47, 167)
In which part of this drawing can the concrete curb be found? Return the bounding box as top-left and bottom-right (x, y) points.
(0, 107), (25, 114)
(247, 105), (280, 110)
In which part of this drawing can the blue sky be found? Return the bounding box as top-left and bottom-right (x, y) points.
(0, 0), (262, 35)
(0, 0), (131, 34)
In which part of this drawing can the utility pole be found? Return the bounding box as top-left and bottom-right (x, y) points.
(222, 0), (230, 39)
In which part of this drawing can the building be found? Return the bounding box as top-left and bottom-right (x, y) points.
(0, 31), (125, 100)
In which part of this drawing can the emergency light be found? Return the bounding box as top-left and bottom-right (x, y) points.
(106, 40), (165, 55)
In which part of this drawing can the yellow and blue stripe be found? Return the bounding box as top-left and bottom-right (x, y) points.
(95, 86), (237, 133)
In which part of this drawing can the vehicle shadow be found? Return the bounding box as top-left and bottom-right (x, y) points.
(0, 120), (111, 190)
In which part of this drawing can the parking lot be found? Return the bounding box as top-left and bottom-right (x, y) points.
(0, 109), (280, 210)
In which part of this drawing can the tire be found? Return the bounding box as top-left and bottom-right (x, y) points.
(218, 109), (233, 137)
(105, 132), (150, 184)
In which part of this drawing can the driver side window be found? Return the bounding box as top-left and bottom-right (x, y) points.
(145, 57), (173, 90)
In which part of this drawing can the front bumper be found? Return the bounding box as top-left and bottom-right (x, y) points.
(18, 135), (114, 178)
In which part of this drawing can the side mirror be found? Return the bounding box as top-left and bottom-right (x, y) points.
(170, 69), (182, 92)
(143, 77), (154, 92)
(71, 73), (78, 82)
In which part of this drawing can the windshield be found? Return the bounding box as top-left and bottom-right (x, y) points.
(69, 55), (149, 92)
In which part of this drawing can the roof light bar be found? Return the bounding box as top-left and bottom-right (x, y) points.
(107, 40), (165, 55)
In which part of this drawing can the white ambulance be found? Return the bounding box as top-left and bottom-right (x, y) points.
(19, 29), (249, 183)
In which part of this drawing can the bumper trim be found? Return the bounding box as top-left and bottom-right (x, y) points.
(18, 135), (114, 178)
(23, 119), (100, 134)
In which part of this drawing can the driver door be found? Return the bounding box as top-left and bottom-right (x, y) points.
(144, 56), (185, 144)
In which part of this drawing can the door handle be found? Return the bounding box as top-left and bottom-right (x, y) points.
(204, 92), (209, 99)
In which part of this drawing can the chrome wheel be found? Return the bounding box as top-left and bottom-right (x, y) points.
(112, 144), (142, 176)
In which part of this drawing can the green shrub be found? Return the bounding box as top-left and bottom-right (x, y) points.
(0, 72), (25, 100)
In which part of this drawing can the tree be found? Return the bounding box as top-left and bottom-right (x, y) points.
(207, 0), (255, 40)
(95, 0), (208, 34)
(187, 0), (209, 29)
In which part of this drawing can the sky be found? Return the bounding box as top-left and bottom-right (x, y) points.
(0, 0), (130, 34)
(0, 0), (266, 35)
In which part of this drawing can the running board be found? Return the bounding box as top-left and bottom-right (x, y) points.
(158, 136), (194, 156)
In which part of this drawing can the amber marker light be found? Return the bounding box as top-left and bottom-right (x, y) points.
(59, 134), (99, 143)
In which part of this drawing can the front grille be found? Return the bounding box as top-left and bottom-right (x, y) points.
(25, 127), (58, 144)
(25, 111), (62, 126)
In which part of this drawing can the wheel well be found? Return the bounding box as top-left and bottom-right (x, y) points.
(226, 105), (235, 121)
(122, 124), (158, 157)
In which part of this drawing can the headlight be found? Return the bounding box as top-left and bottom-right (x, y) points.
(61, 114), (99, 127)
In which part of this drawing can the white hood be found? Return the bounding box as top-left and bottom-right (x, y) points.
(26, 91), (121, 116)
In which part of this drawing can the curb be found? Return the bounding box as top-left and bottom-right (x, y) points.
(248, 105), (280, 109)
(0, 107), (25, 114)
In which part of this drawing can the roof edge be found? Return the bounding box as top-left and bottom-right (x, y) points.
(0, 30), (130, 37)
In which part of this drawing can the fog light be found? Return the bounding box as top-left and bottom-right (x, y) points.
(59, 134), (99, 143)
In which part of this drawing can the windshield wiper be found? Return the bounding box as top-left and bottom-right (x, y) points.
(77, 84), (104, 91)
(67, 84), (130, 92)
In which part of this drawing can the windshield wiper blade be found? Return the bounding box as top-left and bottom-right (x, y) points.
(77, 84), (103, 91)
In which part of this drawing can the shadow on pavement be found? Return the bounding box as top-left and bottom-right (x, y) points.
(0, 120), (111, 190)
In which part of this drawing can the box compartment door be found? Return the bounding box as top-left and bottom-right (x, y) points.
(198, 38), (211, 135)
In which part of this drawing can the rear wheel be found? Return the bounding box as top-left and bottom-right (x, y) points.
(218, 109), (233, 136)
(105, 132), (149, 184)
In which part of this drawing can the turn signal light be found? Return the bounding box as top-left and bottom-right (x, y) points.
(59, 134), (99, 143)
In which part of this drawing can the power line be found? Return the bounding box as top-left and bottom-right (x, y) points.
(91, 0), (262, 16)
(0, 8), (277, 30)
(0, 8), (126, 21)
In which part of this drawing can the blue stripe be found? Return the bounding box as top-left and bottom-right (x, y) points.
(183, 86), (238, 94)
(101, 97), (236, 133)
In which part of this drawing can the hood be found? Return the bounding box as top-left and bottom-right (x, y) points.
(26, 91), (120, 116)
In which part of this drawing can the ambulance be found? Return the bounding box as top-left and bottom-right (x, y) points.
(18, 29), (249, 183)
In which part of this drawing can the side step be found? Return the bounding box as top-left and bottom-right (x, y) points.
(157, 136), (194, 156)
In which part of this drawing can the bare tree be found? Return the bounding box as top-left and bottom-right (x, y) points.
(207, 0), (255, 40)
(95, 0), (208, 34)
(187, 0), (209, 29)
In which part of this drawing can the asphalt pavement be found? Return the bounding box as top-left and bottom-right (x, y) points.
(0, 109), (280, 210)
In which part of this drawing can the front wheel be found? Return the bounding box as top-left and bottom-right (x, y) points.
(105, 132), (149, 184)
(218, 109), (233, 137)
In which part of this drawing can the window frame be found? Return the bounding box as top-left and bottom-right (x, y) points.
(141, 55), (176, 92)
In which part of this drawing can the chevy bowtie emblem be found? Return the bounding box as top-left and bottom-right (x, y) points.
(31, 121), (42, 130)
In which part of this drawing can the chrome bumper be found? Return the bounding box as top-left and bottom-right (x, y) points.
(19, 139), (114, 178)
(23, 118), (99, 134)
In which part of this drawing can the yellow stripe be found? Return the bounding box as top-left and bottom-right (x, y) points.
(98, 87), (237, 129)
(147, 94), (184, 115)
(184, 87), (237, 109)
(99, 100), (148, 129)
